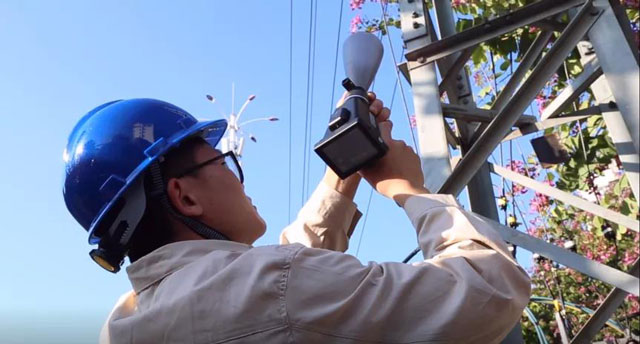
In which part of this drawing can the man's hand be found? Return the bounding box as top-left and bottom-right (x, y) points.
(359, 119), (430, 207)
(323, 92), (390, 200)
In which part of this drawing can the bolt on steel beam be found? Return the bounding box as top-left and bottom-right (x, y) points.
(438, 46), (475, 97)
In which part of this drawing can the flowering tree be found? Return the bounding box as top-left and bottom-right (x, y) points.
(349, 0), (640, 342)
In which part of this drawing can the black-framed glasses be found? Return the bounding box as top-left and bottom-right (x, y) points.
(175, 151), (244, 184)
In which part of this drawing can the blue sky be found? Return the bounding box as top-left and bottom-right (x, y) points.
(0, 1), (533, 342)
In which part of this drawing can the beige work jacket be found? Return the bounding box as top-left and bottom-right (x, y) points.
(100, 183), (531, 343)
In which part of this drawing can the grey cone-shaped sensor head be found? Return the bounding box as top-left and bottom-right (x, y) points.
(343, 32), (383, 90)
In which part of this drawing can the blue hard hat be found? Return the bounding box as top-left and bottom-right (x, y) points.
(63, 98), (227, 246)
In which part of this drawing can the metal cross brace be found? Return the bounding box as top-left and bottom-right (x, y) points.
(475, 211), (640, 295)
(501, 104), (612, 142)
(490, 163), (640, 232)
(571, 259), (640, 343)
(541, 58), (603, 121)
(404, 0), (586, 65)
(437, 1), (601, 197)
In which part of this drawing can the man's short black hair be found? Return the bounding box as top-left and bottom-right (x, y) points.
(128, 137), (209, 262)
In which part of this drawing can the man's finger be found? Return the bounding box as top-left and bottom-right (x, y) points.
(367, 92), (377, 102)
(378, 120), (393, 143)
(369, 99), (383, 116)
(377, 107), (391, 122)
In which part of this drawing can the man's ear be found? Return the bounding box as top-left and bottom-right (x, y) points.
(166, 178), (204, 217)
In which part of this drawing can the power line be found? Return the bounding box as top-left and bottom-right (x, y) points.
(329, 0), (345, 115)
(354, 3), (390, 259)
(304, 0), (319, 200)
(288, 0), (293, 222)
(356, 69), (399, 258)
(377, 0), (418, 151)
(301, 0), (316, 206)
(355, 188), (374, 257)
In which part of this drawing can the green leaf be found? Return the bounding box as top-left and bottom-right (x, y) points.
(471, 45), (487, 66)
(593, 216), (603, 229)
(586, 115), (602, 128)
(478, 85), (492, 99)
(456, 19), (473, 33)
(552, 206), (564, 218)
(614, 179), (622, 195)
(499, 60), (511, 71)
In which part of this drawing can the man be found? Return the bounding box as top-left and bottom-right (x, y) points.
(63, 96), (530, 344)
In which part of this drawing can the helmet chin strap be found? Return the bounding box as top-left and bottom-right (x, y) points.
(147, 162), (229, 241)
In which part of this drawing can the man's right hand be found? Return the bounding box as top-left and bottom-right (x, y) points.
(359, 121), (430, 207)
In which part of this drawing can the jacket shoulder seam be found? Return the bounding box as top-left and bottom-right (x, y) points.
(281, 244), (304, 344)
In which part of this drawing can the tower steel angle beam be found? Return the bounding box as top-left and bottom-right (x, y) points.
(438, 46), (475, 97)
(479, 212), (640, 295)
(571, 260), (640, 343)
(437, 1), (601, 197)
(588, 0), (640, 154)
(431, 1), (522, 340)
(470, 29), (554, 143)
(571, 0), (640, 200)
(540, 58), (603, 121)
(398, 0), (452, 192)
(441, 104), (537, 126)
(501, 110), (599, 142)
(433, 0), (502, 223)
(405, 0), (586, 65)
(490, 163), (640, 232)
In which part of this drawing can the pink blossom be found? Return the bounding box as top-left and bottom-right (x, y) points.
(627, 295), (639, 313)
(579, 286), (587, 293)
(350, 15), (363, 33)
(535, 94), (547, 114)
(507, 160), (539, 195)
(570, 221), (580, 230)
(530, 192), (549, 213)
(452, 0), (467, 6)
(409, 115), (417, 128)
(350, 0), (365, 10)
(473, 71), (483, 87)
(586, 250), (594, 260)
(622, 249), (639, 266)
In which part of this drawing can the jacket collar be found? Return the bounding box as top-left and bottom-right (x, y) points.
(126, 239), (252, 293)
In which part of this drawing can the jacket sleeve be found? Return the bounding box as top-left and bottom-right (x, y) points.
(284, 194), (531, 344)
(279, 182), (362, 252)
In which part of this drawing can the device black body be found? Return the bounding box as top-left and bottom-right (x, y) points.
(314, 79), (388, 179)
